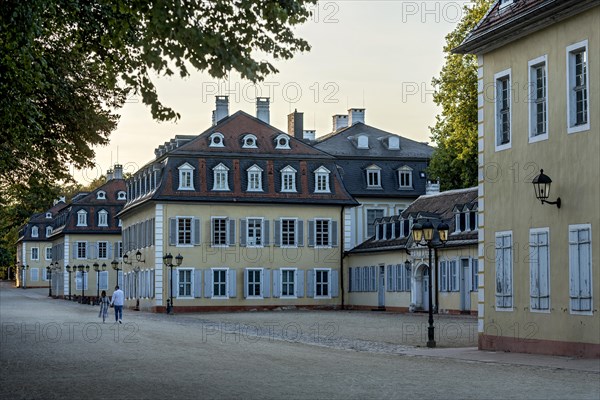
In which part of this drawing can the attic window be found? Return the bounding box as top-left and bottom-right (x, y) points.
(388, 136), (400, 150)
(31, 226), (39, 238)
(499, 0), (514, 8)
(117, 191), (126, 200)
(357, 135), (369, 149)
(366, 165), (382, 189)
(242, 134), (258, 149)
(46, 212), (52, 219)
(397, 166), (413, 189)
(209, 132), (225, 147)
(314, 166), (331, 193)
(177, 162), (195, 190)
(97, 191), (106, 200)
(46, 226), (53, 236)
(275, 134), (291, 149)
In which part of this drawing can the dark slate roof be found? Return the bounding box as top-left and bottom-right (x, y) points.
(349, 188), (478, 254)
(18, 201), (69, 242)
(454, 0), (598, 54)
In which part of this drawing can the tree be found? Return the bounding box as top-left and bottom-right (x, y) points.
(427, 0), (491, 191)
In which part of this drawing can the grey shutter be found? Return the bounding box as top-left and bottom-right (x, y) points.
(151, 218), (155, 246)
(86, 242), (93, 259)
(113, 241), (118, 259)
(72, 242), (77, 259)
(307, 269), (315, 298)
(274, 220), (281, 246)
(272, 269), (281, 298)
(194, 269), (202, 298)
(150, 269), (155, 298)
(107, 242), (113, 260)
(297, 220), (304, 247)
(263, 220), (270, 246)
(331, 270), (339, 297)
(193, 218), (201, 246)
(331, 221), (338, 247)
(117, 271), (123, 288)
(169, 218), (176, 246)
(141, 221), (146, 248)
(243, 269), (249, 298)
(453, 261), (460, 292)
(349, 267), (353, 292)
(145, 220), (150, 247)
(204, 269), (212, 298)
(296, 270), (304, 297)
(263, 269), (271, 298)
(530, 234), (539, 309)
(228, 269), (237, 298)
(240, 219), (247, 247)
(386, 265), (392, 292)
(308, 220), (315, 247)
(228, 219), (236, 246)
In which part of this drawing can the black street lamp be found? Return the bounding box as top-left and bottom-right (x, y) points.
(163, 253), (183, 314)
(532, 169), (561, 208)
(65, 265), (73, 300)
(46, 265), (52, 297)
(93, 262), (107, 303)
(411, 219), (449, 348)
(21, 265), (29, 289)
(133, 266), (141, 311)
(111, 260), (121, 287)
(78, 264), (90, 303)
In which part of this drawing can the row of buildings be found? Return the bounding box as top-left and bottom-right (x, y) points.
(15, 0), (598, 357)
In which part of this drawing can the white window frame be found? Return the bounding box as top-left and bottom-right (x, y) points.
(31, 226), (39, 238)
(499, 0), (514, 8)
(528, 55), (549, 143)
(211, 268), (229, 299)
(275, 134), (291, 149)
(246, 217), (264, 248)
(176, 216), (194, 247)
(569, 224), (593, 315)
(209, 132), (225, 147)
(529, 227), (550, 313)
(211, 217), (229, 247)
(212, 163), (230, 191)
(45, 247), (52, 261)
(98, 209), (108, 227)
(77, 210), (87, 227)
(247, 165), (263, 192)
(366, 165), (382, 188)
(495, 231), (513, 311)
(176, 267), (194, 298)
(566, 40), (590, 134)
(366, 208), (385, 238)
(242, 134), (258, 149)
(280, 268), (297, 298)
(398, 166), (413, 189)
(314, 268), (331, 299)
(246, 268), (263, 299)
(281, 166), (297, 193)
(31, 247), (39, 261)
(96, 190), (106, 200)
(77, 241), (87, 259)
(280, 218), (298, 248)
(46, 212), (52, 219)
(178, 162), (195, 191)
(494, 68), (512, 152)
(46, 226), (52, 237)
(314, 218), (332, 249)
(117, 191), (126, 200)
(314, 166), (331, 193)
(97, 241), (108, 259)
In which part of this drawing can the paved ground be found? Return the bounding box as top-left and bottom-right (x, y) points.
(1, 282), (599, 399)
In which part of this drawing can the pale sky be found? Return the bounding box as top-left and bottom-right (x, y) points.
(76, 1), (471, 183)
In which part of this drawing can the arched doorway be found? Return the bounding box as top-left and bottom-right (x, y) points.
(413, 264), (430, 311)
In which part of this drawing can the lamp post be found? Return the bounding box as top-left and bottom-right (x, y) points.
(47, 265), (52, 297)
(133, 266), (141, 311)
(21, 265), (29, 289)
(65, 265), (73, 300)
(93, 262), (106, 303)
(411, 219), (449, 348)
(163, 253), (183, 314)
(111, 260), (121, 287)
(78, 264), (90, 303)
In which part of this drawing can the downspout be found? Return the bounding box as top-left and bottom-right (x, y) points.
(434, 247), (439, 314)
(340, 206), (345, 310)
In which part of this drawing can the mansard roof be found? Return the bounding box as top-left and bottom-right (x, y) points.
(18, 201), (69, 242)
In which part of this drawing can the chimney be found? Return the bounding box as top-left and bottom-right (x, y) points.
(332, 114), (348, 131)
(303, 130), (316, 141)
(106, 169), (114, 181)
(113, 164), (123, 179)
(256, 97), (270, 124)
(53, 196), (66, 206)
(214, 95), (229, 125)
(287, 109), (304, 138)
(348, 108), (365, 125)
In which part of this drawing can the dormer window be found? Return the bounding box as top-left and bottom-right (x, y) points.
(177, 162), (195, 190)
(275, 134), (291, 149)
(212, 163), (230, 191)
(314, 166), (331, 193)
(31, 226), (39, 238)
(46, 212), (52, 219)
(499, 0), (514, 8)
(97, 190), (106, 200)
(209, 132), (225, 147)
(366, 165), (382, 188)
(387, 136), (400, 150)
(357, 135), (369, 149)
(46, 226), (52, 237)
(77, 210), (87, 226)
(281, 166), (297, 192)
(117, 191), (126, 200)
(247, 165), (263, 192)
(98, 209), (108, 227)
(242, 134), (258, 149)
(398, 166), (413, 189)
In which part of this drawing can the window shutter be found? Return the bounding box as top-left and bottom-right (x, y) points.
(296, 270), (305, 297)
(386, 265), (392, 292)
(331, 221), (338, 247)
(504, 239), (512, 307)
(169, 218), (176, 246)
(86, 243), (93, 259)
(308, 220), (315, 247)
(307, 269), (315, 298)
(297, 220), (304, 247)
(228, 269), (236, 298)
(453, 261), (460, 292)
(530, 233), (539, 309)
(274, 220), (281, 246)
(194, 269), (202, 298)
(331, 270), (339, 298)
(239, 219), (247, 247)
(348, 267), (353, 292)
(539, 234), (550, 309)
(371, 266), (377, 292)
(272, 269), (281, 298)
(150, 269), (155, 298)
(243, 269), (249, 298)
(263, 269), (271, 298)
(141, 221), (146, 248)
(117, 271), (123, 289)
(263, 220), (270, 246)
(228, 219), (236, 246)
(391, 264), (397, 292)
(193, 218), (201, 246)
(580, 237), (591, 311)
(204, 269), (213, 298)
(107, 242), (113, 260)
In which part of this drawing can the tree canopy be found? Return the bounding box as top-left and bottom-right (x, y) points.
(427, 0), (491, 191)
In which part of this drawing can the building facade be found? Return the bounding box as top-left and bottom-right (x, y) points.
(456, 0), (599, 357)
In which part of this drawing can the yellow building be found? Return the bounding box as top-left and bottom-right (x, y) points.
(456, 0), (599, 357)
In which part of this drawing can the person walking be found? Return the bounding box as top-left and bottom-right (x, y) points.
(110, 285), (124, 324)
(98, 290), (110, 323)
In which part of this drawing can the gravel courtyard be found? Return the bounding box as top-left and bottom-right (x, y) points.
(1, 283), (598, 400)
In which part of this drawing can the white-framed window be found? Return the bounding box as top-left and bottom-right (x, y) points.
(245, 218), (263, 247)
(98, 241), (108, 259)
(494, 69), (512, 151)
(31, 226), (39, 238)
(529, 228), (550, 312)
(46, 226), (52, 237)
(212, 163), (230, 191)
(528, 55), (548, 142)
(177, 268), (193, 297)
(209, 132), (225, 147)
(357, 135), (369, 149)
(398, 166), (413, 189)
(45, 247), (52, 261)
(75, 271), (89, 290)
(246, 268), (262, 298)
(567, 40), (590, 133)
(275, 134), (291, 149)
(247, 164), (263, 192)
(46, 212), (52, 219)
(98, 209), (108, 227)
(99, 271), (109, 290)
(178, 162), (195, 190)
(117, 191), (126, 200)
(211, 217), (230, 247)
(314, 166), (330, 193)
(280, 218), (297, 247)
(569, 224), (592, 314)
(281, 268), (296, 297)
(96, 190), (106, 200)
(315, 219), (331, 248)
(77, 210), (87, 226)
(31, 247), (39, 261)
(314, 268), (330, 298)
(281, 166), (297, 193)
(77, 241), (87, 259)
(366, 209), (384, 238)
(177, 217), (193, 246)
(242, 134), (258, 148)
(366, 165), (381, 188)
(212, 268), (228, 298)
(495, 231), (513, 310)
(499, 0), (514, 7)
